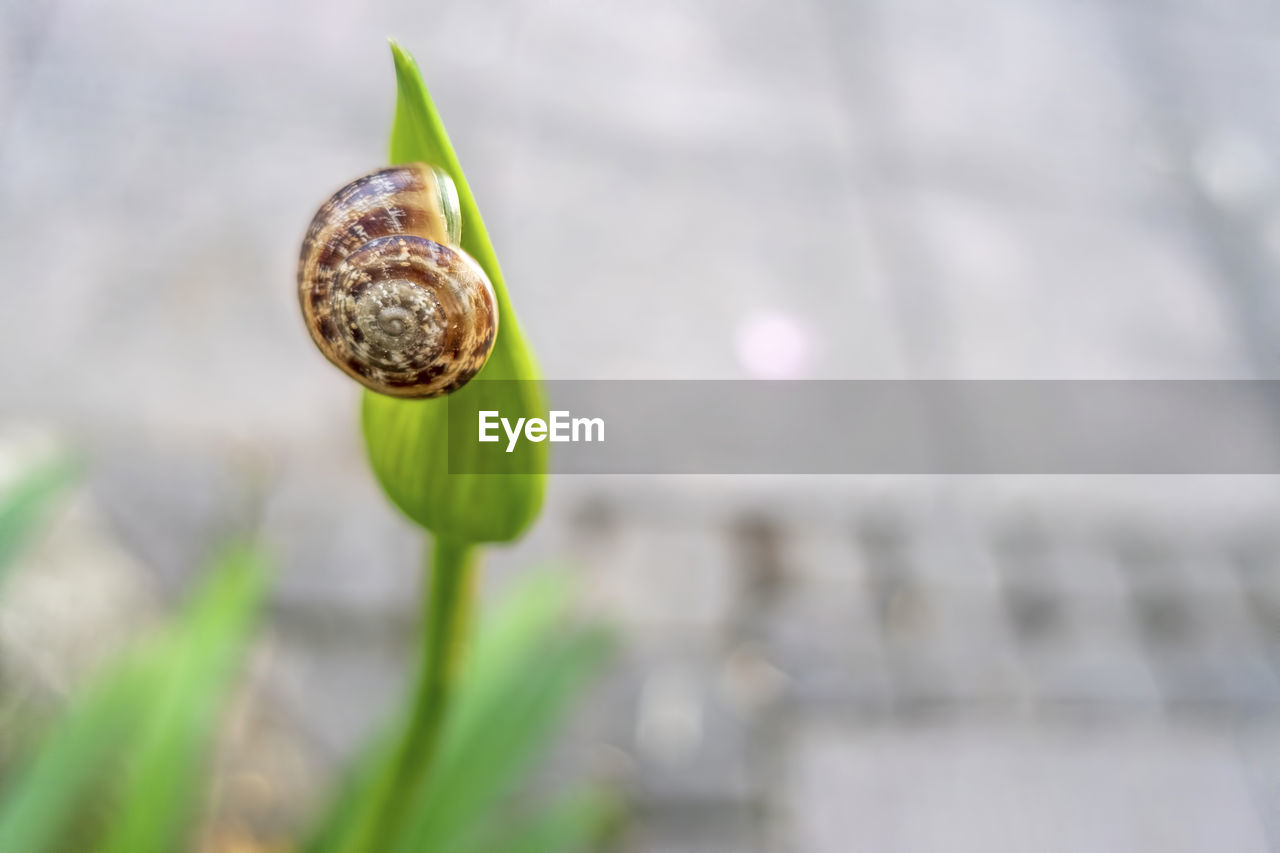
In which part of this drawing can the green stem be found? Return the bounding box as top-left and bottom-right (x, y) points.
(404, 536), (478, 775)
(365, 536), (479, 852)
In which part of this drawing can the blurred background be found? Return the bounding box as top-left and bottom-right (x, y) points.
(5, 0), (1280, 849)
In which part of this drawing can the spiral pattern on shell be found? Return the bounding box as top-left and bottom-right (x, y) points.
(298, 163), (498, 398)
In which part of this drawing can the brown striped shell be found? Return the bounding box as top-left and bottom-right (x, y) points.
(298, 163), (498, 398)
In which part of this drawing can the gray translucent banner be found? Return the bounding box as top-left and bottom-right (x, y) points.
(445, 381), (1280, 474)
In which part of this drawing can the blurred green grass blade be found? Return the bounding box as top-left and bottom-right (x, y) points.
(302, 730), (398, 853)
(0, 544), (267, 853)
(436, 570), (582, 762)
(425, 569), (583, 776)
(0, 454), (78, 581)
(0, 660), (146, 852)
(470, 791), (618, 853)
(307, 570), (588, 853)
(393, 623), (614, 853)
(98, 544), (268, 853)
(463, 569), (574, 691)
(363, 41), (546, 544)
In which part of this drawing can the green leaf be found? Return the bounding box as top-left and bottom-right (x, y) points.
(362, 41), (546, 544)
(301, 728), (398, 853)
(0, 660), (144, 852)
(393, 615), (614, 852)
(98, 544), (268, 853)
(309, 570), (613, 853)
(464, 790), (619, 853)
(0, 454), (78, 583)
(0, 544), (268, 853)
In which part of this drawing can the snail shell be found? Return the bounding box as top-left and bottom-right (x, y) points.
(298, 163), (498, 398)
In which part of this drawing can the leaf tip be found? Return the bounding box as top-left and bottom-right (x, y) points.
(388, 38), (418, 76)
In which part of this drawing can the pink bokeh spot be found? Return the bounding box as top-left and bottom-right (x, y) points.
(735, 311), (815, 379)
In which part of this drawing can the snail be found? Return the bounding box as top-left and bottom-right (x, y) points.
(298, 163), (498, 398)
